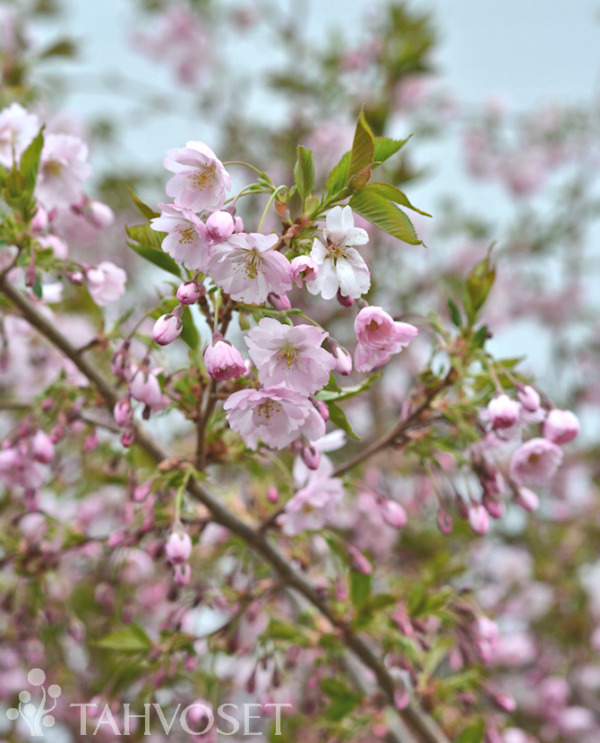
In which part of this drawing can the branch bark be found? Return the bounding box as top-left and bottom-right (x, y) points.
(0, 277), (450, 743)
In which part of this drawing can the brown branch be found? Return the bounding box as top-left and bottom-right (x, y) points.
(0, 276), (450, 743)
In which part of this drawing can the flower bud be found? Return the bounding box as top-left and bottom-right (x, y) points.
(176, 281), (203, 305)
(312, 397), (329, 422)
(114, 398), (132, 427)
(381, 500), (407, 529)
(543, 408), (579, 445)
(152, 313), (182, 346)
(31, 430), (54, 464)
(437, 507), (453, 534)
(130, 370), (163, 407)
(268, 292), (291, 311)
(515, 487), (539, 512)
(332, 346), (352, 375)
(517, 385), (540, 412)
(165, 531), (192, 565)
(173, 562), (191, 587)
(487, 394), (520, 429)
(205, 210), (234, 242)
(301, 445), (320, 470)
(468, 504), (490, 535)
(337, 289), (354, 307)
(267, 486), (279, 503)
(204, 339), (246, 381)
(482, 493), (504, 519)
(348, 545), (372, 575)
(290, 255), (319, 287)
(86, 200), (115, 229)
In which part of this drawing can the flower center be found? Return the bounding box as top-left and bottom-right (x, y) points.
(277, 342), (299, 367)
(326, 239), (348, 262)
(244, 249), (262, 279)
(527, 452), (541, 465)
(255, 399), (281, 420)
(178, 225), (196, 245)
(44, 160), (63, 177)
(189, 164), (215, 191)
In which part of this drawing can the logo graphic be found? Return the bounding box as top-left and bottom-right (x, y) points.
(5, 668), (62, 738)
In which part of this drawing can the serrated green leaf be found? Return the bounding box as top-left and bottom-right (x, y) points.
(317, 374), (380, 403)
(327, 401), (360, 440)
(361, 182), (431, 217)
(19, 129), (44, 196)
(348, 108), (375, 181)
(95, 624), (152, 652)
(325, 151), (351, 196)
(463, 255), (496, 323)
(127, 186), (159, 220)
(372, 135), (411, 164)
(349, 185), (422, 245)
(447, 299), (462, 328)
(293, 145), (315, 202)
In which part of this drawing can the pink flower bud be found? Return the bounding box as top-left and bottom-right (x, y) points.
(130, 370), (163, 407)
(114, 398), (132, 427)
(204, 340), (246, 381)
(205, 210), (234, 242)
(84, 432), (99, 451)
(176, 281), (203, 305)
(543, 408), (579, 445)
(381, 500), (407, 529)
(517, 385), (540, 412)
(121, 429), (135, 447)
(468, 504), (490, 535)
(301, 445), (320, 470)
(234, 216), (244, 233)
(312, 398), (329, 422)
(173, 562), (191, 587)
(332, 346), (352, 375)
(515, 487), (539, 512)
(86, 200), (115, 229)
(31, 207), (49, 232)
(267, 486), (279, 503)
(69, 270), (84, 284)
(268, 292), (292, 311)
(437, 507), (453, 534)
(487, 394), (520, 429)
(482, 493), (504, 519)
(31, 430), (54, 464)
(348, 545), (372, 575)
(165, 531), (192, 565)
(133, 481), (152, 503)
(152, 313), (182, 346)
(337, 289), (354, 307)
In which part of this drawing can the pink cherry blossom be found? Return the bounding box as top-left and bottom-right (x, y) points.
(279, 460), (345, 536)
(129, 369), (163, 408)
(469, 504), (490, 535)
(290, 255), (319, 287)
(150, 203), (210, 271)
(176, 281), (203, 304)
(204, 339), (246, 381)
(245, 318), (335, 395)
(517, 385), (540, 412)
(353, 306), (418, 373)
(163, 141), (231, 212)
(224, 386), (325, 449)
(509, 438), (563, 486)
(306, 206), (370, 300)
(86, 261), (127, 306)
(543, 408), (579, 445)
(35, 133), (91, 211)
(208, 233), (292, 304)
(31, 430), (54, 464)
(0, 102), (39, 167)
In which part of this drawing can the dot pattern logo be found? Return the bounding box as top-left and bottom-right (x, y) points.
(5, 668), (61, 738)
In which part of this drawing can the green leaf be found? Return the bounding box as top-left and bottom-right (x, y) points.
(19, 129), (44, 196)
(267, 619), (309, 645)
(455, 720), (485, 743)
(95, 624), (152, 652)
(350, 570), (371, 607)
(360, 181), (431, 217)
(447, 299), (462, 328)
(325, 151), (351, 196)
(179, 306), (199, 350)
(127, 186), (159, 220)
(348, 108), (375, 181)
(463, 254), (496, 323)
(317, 374), (380, 403)
(372, 135), (411, 164)
(327, 401), (360, 440)
(126, 224), (181, 278)
(321, 678), (362, 722)
(293, 145), (315, 202)
(349, 185), (422, 245)
(38, 39), (78, 58)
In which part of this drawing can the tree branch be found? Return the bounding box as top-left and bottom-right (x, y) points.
(0, 277), (450, 743)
